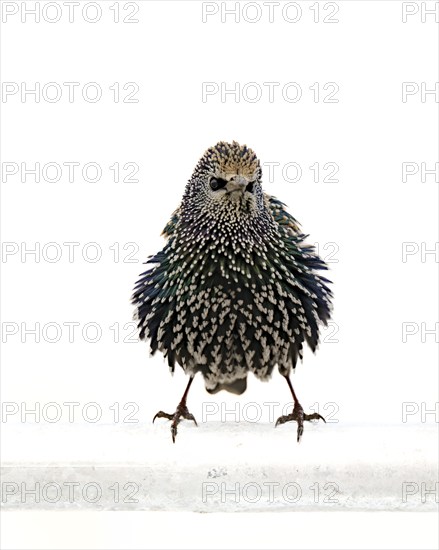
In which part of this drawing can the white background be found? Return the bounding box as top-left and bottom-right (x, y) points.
(1, 0), (438, 548)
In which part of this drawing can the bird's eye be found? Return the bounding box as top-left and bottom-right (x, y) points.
(210, 177), (227, 191)
(246, 181), (255, 193)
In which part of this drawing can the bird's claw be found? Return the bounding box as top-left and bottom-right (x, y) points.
(153, 403), (198, 443)
(275, 403), (326, 442)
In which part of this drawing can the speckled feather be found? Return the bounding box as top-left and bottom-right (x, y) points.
(132, 142), (332, 394)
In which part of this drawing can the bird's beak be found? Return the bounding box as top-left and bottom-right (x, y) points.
(226, 175), (248, 193)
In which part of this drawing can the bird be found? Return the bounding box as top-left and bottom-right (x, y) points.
(132, 141), (333, 442)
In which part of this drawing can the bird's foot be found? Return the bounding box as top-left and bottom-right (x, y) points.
(275, 402), (325, 442)
(153, 402), (198, 443)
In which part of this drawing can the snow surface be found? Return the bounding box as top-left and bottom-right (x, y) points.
(1, 421), (438, 512)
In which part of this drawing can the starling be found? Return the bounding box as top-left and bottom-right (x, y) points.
(132, 141), (332, 442)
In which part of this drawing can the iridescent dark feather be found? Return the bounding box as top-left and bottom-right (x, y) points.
(132, 142), (332, 394)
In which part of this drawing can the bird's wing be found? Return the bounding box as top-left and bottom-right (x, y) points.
(266, 193), (330, 273)
(161, 208), (180, 239)
(265, 194), (301, 237)
(265, 193), (333, 354)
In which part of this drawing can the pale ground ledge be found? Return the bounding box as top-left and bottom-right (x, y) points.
(1, 422), (437, 512)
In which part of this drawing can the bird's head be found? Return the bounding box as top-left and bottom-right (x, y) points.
(181, 141), (265, 226)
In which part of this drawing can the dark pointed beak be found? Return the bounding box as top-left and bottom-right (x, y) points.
(226, 175), (248, 193)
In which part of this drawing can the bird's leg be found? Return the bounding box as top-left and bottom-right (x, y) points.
(153, 376), (198, 443)
(275, 374), (325, 442)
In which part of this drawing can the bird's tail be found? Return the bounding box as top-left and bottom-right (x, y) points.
(206, 377), (247, 395)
